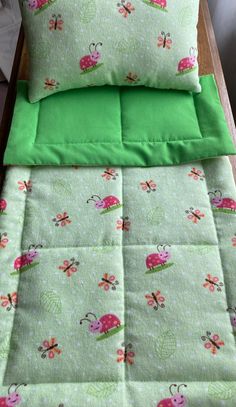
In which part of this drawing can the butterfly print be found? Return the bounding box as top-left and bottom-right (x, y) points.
(52, 212), (71, 227)
(201, 331), (224, 355)
(185, 207), (205, 224)
(49, 14), (64, 30)
(125, 72), (140, 84)
(117, 0), (135, 17)
(18, 180), (32, 192)
(58, 258), (79, 277)
(0, 292), (18, 311)
(188, 167), (205, 181)
(98, 273), (119, 291)
(203, 274), (224, 292)
(145, 290), (165, 310)
(117, 342), (135, 364)
(140, 180), (157, 193)
(116, 216), (131, 231)
(157, 31), (172, 49)
(0, 232), (8, 249)
(102, 168), (118, 181)
(44, 78), (59, 90)
(38, 337), (62, 359)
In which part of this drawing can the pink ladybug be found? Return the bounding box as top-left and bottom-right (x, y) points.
(227, 307), (236, 327)
(150, 0), (167, 8)
(13, 244), (42, 271)
(0, 383), (27, 407)
(27, 0), (49, 10)
(157, 384), (187, 407)
(0, 199), (7, 213)
(80, 42), (102, 72)
(87, 194), (121, 210)
(146, 244), (171, 271)
(80, 312), (121, 334)
(208, 190), (236, 211)
(178, 47), (197, 73)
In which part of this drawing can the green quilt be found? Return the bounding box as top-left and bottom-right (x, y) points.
(0, 157), (236, 406)
(4, 75), (236, 166)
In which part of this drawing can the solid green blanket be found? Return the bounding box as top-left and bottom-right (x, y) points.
(0, 158), (236, 406)
(4, 74), (236, 166)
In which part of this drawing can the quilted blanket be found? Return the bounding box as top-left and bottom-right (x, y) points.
(0, 157), (236, 406)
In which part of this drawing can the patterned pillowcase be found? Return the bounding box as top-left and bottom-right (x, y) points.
(20, 0), (201, 102)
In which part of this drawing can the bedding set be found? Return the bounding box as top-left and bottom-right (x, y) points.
(1, 1), (236, 407)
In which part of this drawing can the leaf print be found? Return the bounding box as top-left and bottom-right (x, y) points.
(78, 0), (97, 24)
(87, 383), (117, 399)
(156, 329), (177, 360)
(51, 178), (72, 196)
(0, 337), (10, 359)
(208, 382), (236, 400)
(40, 290), (62, 314)
(147, 205), (165, 225)
(115, 37), (140, 54)
(178, 6), (193, 26)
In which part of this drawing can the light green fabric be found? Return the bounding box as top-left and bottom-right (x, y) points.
(0, 157), (236, 405)
(4, 75), (236, 166)
(20, 0), (200, 102)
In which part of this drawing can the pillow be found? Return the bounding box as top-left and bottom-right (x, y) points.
(20, 0), (201, 102)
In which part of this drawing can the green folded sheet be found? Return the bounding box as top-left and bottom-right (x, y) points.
(3, 74), (236, 166)
(0, 158), (236, 406)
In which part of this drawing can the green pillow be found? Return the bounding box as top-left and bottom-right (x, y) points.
(21, 0), (201, 102)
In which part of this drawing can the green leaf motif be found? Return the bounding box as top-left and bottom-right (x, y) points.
(178, 6), (193, 26)
(87, 383), (117, 399)
(115, 38), (140, 54)
(51, 178), (72, 196)
(0, 338), (10, 359)
(147, 205), (165, 225)
(156, 329), (177, 360)
(208, 382), (236, 400)
(40, 290), (62, 314)
(78, 0), (97, 24)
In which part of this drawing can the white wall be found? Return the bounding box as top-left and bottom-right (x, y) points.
(208, 0), (236, 119)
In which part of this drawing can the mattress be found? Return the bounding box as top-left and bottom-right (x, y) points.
(0, 157), (236, 406)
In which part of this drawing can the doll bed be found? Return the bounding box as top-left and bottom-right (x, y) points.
(0, 1), (236, 406)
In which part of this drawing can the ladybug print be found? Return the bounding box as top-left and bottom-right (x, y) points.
(117, 1), (135, 18)
(143, 0), (167, 10)
(49, 14), (64, 30)
(101, 168), (118, 181)
(188, 167), (205, 181)
(38, 337), (62, 359)
(177, 47), (197, 75)
(98, 273), (119, 291)
(87, 195), (122, 214)
(201, 331), (224, 355)
(203, 274), (224, 292)
(0, 292), (18, 311)
(232, 234), (236, 247)
(140, 179), (157, 192)
(0, 383), (27, 407)
(125, 72), (140, 84)
(44, 78), (59, 90)
(0, 199), (7, 215)
(145, 290), (165, 310)
(80, 42), (102, 73)
(158, 32), (172, 49)
(27, 0), (55, 12)
(0, 232), (8, 249)
(157, 384), (187, 407)
(52, 212), (71, 226)
(146, 244), (172, 272)
(80, 312), (124, 340)
(117, 342), (135, 364)
(208, 190), (236, 212)
(58, 258), (79, 277)
(116, 216), (130, 231)
(185, 207), (205, 224)
(227, 307), (236, 328)
(13, 244), (42, 271)
(17, 180), (32, 193)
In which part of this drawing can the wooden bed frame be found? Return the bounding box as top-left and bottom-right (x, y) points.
(0, 0), (235, 190)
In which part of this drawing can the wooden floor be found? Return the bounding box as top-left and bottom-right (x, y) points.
(0, 0), (235, 190)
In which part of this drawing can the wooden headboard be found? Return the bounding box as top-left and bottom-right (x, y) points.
(0, 0), (235, 188)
